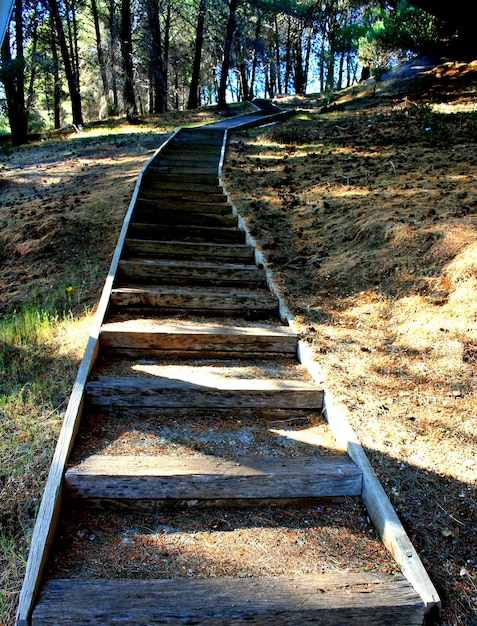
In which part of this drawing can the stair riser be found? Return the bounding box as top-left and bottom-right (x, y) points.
(123, 240), (255, 263)
(86, 387), (323, 410)
(109, 290), (278, 315)
(132, 210), (237, 228)
(127, 224), (246, 244)
(116, 263), (265, 286)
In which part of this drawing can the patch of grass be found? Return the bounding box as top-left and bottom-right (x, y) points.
(0, 301), (91, 625)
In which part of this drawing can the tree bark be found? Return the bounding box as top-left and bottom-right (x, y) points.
(187, 0), (206, 109)
(50, 16), (61, 128)
(0, 0), (28, 146)
(217, 0), (237, 110)
(274, 14), (281, 95)
(45, 0), (83, 126)
(249, 14), (261, 98)
(91, 0), (109, 100)
(120, 0), (138, 122)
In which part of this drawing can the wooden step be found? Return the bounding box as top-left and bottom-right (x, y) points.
(64, 455), (362, 501)
(138, 188), (228, 203)
(122, 240), (255, 263)
(86, 375), (323, 410)
(139, 180), (225, 195)
(32, 574), (425, 625)
(127, 223), (245, 244)
(109, 285), (278, 315)
(136, 197), (232, 215)
(99, 319), (297, 358)
(145, 171), (220, 185)
(155, 157), (221, 168)
(149, 165), (220, 175)
(132, 207), (237, 228)
(116, 259), (266, 286)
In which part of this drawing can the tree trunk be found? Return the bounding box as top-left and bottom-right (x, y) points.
(0, 0), (28, 146)
(26, 1), (39, 113)
(91, 0), (109, 100)
(107, 0), (119, 114)
(120, 0), (138, 122)
(187, 0), (206, 109)
(274, 14), (282, 95)
(217, 0), (237, 110)
(51, 17), (61, 128)
(249, 14), (261, 98)
(237, 62), (248, 101)
(45, 0), (83, 126)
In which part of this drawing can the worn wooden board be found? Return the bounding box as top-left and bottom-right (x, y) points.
(321, 390), (442, 614)
(122, 240), (255, 263)
(110, 285), (278, 314)
(140, 182), (228, 196)
(117, 259), (265, 285)
(139, 187), (227, 202)
(132, 208), (237, 228)
(32, 574), (425, 625)
(136, 199), (232, 214)
(100, 319), (297, 357)
(86, 375), (323, 410)
(127, 222), (246, 244)
(146, 171), (220, 185)
(64, 454), (362, 500)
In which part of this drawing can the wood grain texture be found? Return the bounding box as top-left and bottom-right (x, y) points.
(85, 375), (323, 409)
(123, 240), (255, 263)
(117, 259), (265, 286)
(146, 171), (220, 185)
(32, 574), (424, 625)
(127, 222), (246, 244)
(321, 390), (441, 613)
(132, 208), (237, 228)
(99, 320), (297, 356)
(64, 454), (362, 500)
(110, 285), (278, 314)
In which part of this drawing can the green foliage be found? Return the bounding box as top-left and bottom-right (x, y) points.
(367, 0), (439, 56)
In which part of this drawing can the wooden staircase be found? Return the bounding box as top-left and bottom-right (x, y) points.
(17, 120), (437, 625)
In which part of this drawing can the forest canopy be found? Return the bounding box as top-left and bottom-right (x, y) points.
(0, 0), (471, 145)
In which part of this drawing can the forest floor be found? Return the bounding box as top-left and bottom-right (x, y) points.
(1, 61), (477, 625)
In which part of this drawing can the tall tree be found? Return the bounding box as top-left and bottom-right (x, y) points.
(45, 0), (83, 126)
(217, 0), (237, 110)
(91, 0), (109, 100)
(120, 0), (138, 120)
(187, 0), (206, 109)
(0, 0), (28, 145)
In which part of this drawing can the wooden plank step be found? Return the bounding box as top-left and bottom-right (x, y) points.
(155, 156), (221, 167)
(147, 166), (220, 176)
(122, 240), (255, 263)
(32, 574), (425, 625)
(145, 171), (220, 185)
(116, 259), (266, 286)
(132, 208), (237, 228)
(162, 145), (223, 155)
(109, 285), (278, 315)
(127, 223), (246, 244)
(136, 198), (232, 215)
(99, 319), (297, 358)
(85, 376), (323, 409)
(64, 455), (362, 500)
(138, 188), (228, 203)
(140, 180), (225, 195)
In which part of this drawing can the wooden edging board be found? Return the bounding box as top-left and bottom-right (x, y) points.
(221, 128), (441, 616)
(15, 130), (181, 626)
